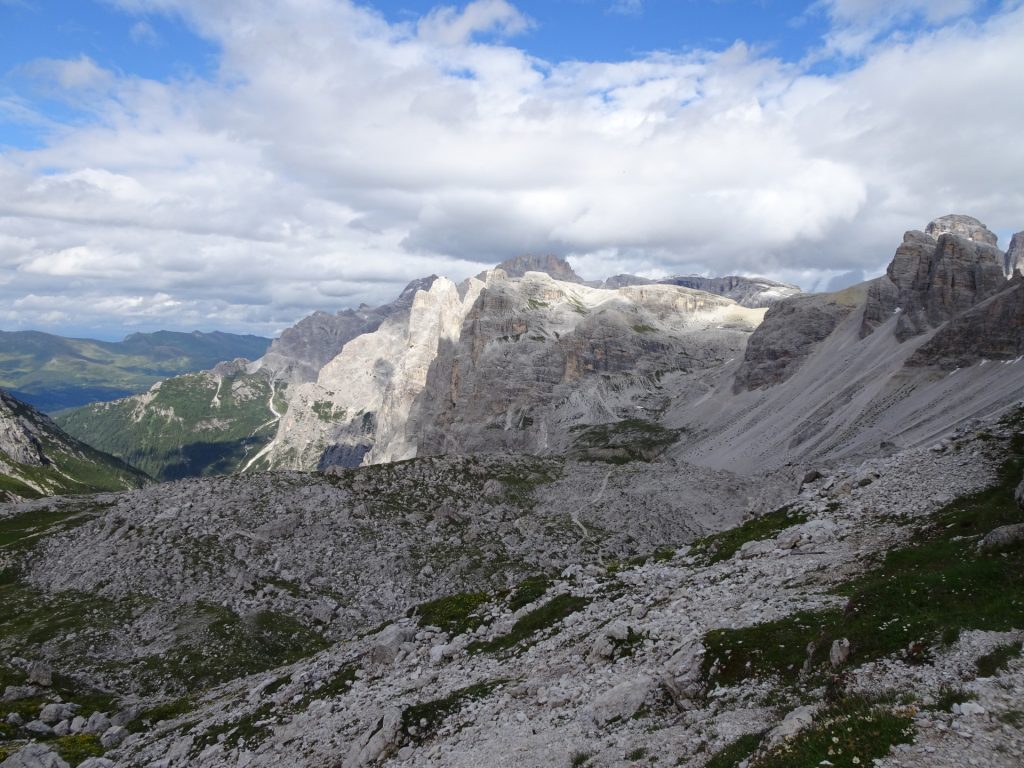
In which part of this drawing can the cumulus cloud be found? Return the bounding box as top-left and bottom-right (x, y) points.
(0, 0), (1022, 337)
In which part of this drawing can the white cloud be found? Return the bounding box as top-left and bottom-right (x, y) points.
(608, 0), (643, 16)
(129, 20), (160, 46)
(0, 0), (1022, 337)
(418, 0), (532, 45)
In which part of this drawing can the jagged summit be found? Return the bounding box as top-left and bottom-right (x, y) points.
(491, 254), (584, 283)
(863, 216), (1008, 341)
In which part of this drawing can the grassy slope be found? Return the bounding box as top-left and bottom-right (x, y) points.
(56, 371), (283, 481)
(0, 329), (271, 412)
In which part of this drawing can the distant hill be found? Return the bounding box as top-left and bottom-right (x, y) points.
(0, 329), (272, 412)
(0, 388), (149, 500)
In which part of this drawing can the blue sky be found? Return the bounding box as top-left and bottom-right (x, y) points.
(0, 0), (1021, 337)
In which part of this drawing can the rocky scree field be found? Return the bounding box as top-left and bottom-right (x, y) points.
(0, 408), (1021, 767)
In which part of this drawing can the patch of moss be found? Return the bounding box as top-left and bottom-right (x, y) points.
(469, 594), (589, 654)
(571, 419), (683, 464)
(53, 733), (104, 766)
(632, 324), (656, 334)
(976, 641), (1023, 678)
(506, 575), (551, 612)
(193, 702), (275, 755)
(691, 504), (808, 565)
(752, 696), (914, 768)
(401, 679), (506, 744)
(410, 592), (490, 636)
(704, 732), (764, 768)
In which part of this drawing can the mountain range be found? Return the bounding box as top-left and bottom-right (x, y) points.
(0, 215), (1022, 768)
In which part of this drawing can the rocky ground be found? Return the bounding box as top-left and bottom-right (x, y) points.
(2, 407), (1018, 767)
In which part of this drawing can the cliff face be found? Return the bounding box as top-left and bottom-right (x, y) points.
(732, 292), (860, 392)
(908, 276), (1024, 369)
(0, 389), (148, 498)
(410, 273), (763, 459)
(861, 219), (1007, 341)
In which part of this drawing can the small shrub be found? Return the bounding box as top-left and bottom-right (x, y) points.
(570, 751), (593, 767)
(976, 641), (1023, 678)
(704, 732), (763, 768)
(53, 733), (104, 766)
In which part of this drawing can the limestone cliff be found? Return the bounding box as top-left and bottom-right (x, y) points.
(861, 218), (1007, 341)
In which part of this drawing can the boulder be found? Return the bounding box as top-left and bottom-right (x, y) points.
(39, 703), (75, 724)
(0, 744), (70, 768)
(23, 720), (53, 736)
(587, 620), (634, 663)
(766, 705), (816, 747)
(26, 662), (52, 688)
(100, 725), (129, 749)
(368, 624), (416, 666)
(589, 675), (654, 725)
(84, 712), (112, 735)
(977, 523), (1024, 553)
(660, 645), (705, 710)
(77, 760), (116, 768)
(342, 708), (402, 768)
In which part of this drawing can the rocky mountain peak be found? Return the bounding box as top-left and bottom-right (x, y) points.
(924, 214), (999, 246)
(0, 389), (48, 466)
(862, 217), (1007, 340)
(493, 254), (583, 283)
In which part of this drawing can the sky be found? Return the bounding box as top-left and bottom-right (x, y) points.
(0, 0), (1022, 339)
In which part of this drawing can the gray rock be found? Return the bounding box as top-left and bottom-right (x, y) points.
(342, 708), (402, 767)
(69, 715), (87, 733)
(977, 523), (1024, 553)
(589, 675), (654, 724)
(111, 704), (141, 727)
(734, 294), (855, 391)
(76, 760), (116, 768)
(2, 686), (37, 702)
(766, 705), (816, 747)
(26, 662), (52, 687)
(829, 638), (850, 668)
(862, 221), (1007, 341)
(1017, 474), (1024, 510)
(100, 724), (129, 749)
(368, 624), (416, 666)
(23, 719), (53, 736)
(5, 712), (23, 726)
(84, 711), (112, 735)
(0, 743), (70, 768)
(493, 255), (583, 284)
(908, 276), (1024, 369)
(39, 703), (75, 724)
(52, 719), (70, 737)
(925, 214), (999, 246)
(1006, 231), (1024, 277)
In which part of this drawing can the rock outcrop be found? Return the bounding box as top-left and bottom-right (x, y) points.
(907, 276), (1024, 369)
(861, 218), (1007, 341)
(0, 389), (148, 498)
(1006, 231), (1024, 277)
(258, 277), (438, 384)
(493, 255), (583, 283)
(924, 213), (1000, 246)
(733, 291), (860, 391)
